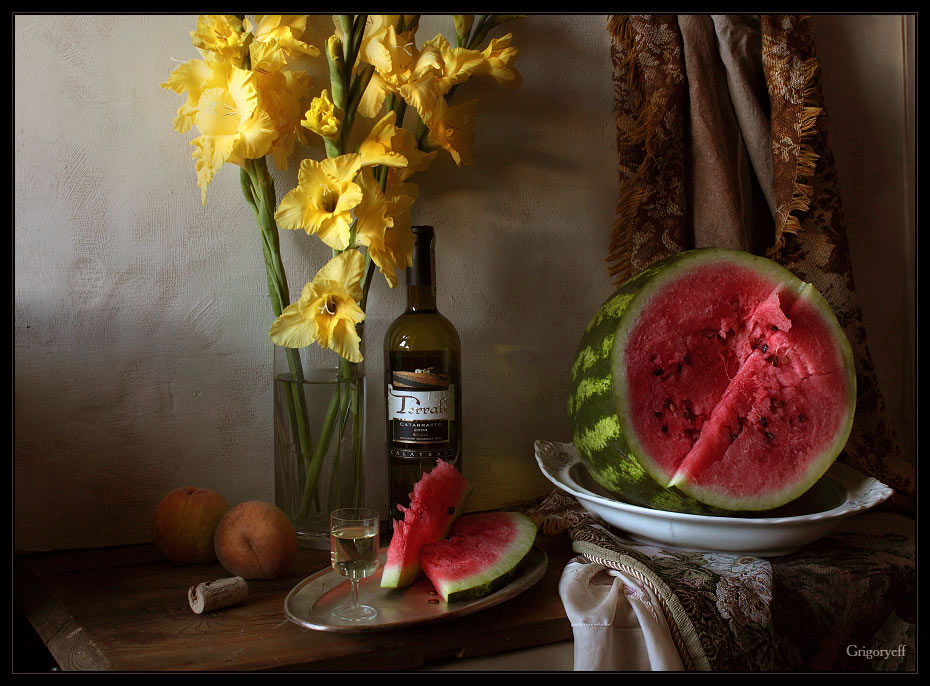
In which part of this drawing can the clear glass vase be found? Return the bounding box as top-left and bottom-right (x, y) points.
(273, 343), (367, 549)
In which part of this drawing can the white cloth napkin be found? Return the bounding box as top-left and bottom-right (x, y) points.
(559, 557), (684, 671)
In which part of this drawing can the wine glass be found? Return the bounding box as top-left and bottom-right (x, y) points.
(329, 507), (380, 621)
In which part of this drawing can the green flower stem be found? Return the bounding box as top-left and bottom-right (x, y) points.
(239, 167), (313, 468)
(471, 15), (502, 49)
(359, 131), (397, 310)
(351, 370), (365, 506)
(359, 255), (376, 312)
(323, 137), (341, 159)
(349, 14), (368, 64)
(298, 369), (344, 518)
(457, 15), (476, 48)
(336, 15), (354, 60)
(414, 114), (430, 151)
(296, 25), (370, 518)
(343, 64), (374, 138)
(327, 36), (347, 112)
(241, 158), (315, 482)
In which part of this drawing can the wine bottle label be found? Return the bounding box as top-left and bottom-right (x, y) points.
(387, 365), (455, 457)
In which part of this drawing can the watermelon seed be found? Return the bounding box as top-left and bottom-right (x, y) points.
(683, 409), (695, 421)
(771, 357), (778, 367)
(760, 416), (768, 427)
(683, 355), (691, 365)
(661, 425), (669, 434)
(428, 599), (440, 604)
(654, 368), (663, 376)
(761, 343), (768, 353)
(798, 413), (807, 423)
(448, 506), (456, 515)
(765, 431), (775, 441)
(771, 325), (779, 331)
(427, 590), (437, 595)
(730, 433), (737, 442)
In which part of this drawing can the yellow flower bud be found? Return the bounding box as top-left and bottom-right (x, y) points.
(327, 34), (344, 66)
(301, 90), (344, 140)
(453, 15), (474, 44)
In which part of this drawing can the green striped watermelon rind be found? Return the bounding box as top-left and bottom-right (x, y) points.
(569, 248), (857, 514)
(419, 512), (538, 603)
(568, 253), (722, 514)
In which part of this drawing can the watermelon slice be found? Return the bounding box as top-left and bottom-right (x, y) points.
(419, 512), (538, 603)
(381, 460), (472, 588)
(568, 248), (856, 513)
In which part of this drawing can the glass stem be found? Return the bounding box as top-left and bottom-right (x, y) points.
(350, 579), (360, 609)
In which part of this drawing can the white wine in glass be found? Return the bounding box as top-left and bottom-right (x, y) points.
(330, 508), (379, 621)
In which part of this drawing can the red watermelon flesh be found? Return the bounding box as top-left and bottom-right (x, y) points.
(620, 260), (855, 510)
(419, 512), (538, 603)
(380, 460), (472, 589)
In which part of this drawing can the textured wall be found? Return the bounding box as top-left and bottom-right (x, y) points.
(14, 15), (618, 551)
(812, 15), (915, 464)
(14, 15), (913, 553)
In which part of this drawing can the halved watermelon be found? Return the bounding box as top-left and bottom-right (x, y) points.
(419, 512), (538, 603)
(381, 460), (472, 588)
(568, 248), (856, 513)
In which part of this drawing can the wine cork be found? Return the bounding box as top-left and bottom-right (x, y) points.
(188, 576), (248, 614)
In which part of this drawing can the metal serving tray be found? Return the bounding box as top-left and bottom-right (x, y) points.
(284, 546), (548, 633)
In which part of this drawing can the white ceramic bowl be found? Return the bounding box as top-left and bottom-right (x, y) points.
(534, 440), (893, 557)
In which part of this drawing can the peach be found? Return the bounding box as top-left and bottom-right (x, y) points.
(213, 500), (298, 579)
(153, 486), (229, 565)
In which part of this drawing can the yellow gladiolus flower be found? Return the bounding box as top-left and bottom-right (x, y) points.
(162, 53), (284, 201)
(190, 15), (250, 65)
(161, 51), (229, 134)
(425, 98), (478, 166)
(301, 90), (344, 141)
(388, 146), (437, 183)
(248, 38), (289, 74)
(355, 169), (418, 289)
(249, 14), (320, 60)
(422, 34), (485, 94)
(396, 72), (444, 126)
(352, 16), (407, 72)
(274, 154), (363, 250)
(358, 111), (412, 168)
(358, 111), (436, 181)
(186, 64), (278, 202)
(255, 69), (311, 171)
(269, 249), (367, 362)
(475, 34), (522, 88)
(357, 26), (445, 121)
(453, 15), (474, 44)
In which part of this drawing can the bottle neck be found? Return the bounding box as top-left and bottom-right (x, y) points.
(406, 284), (437, 312)
(406, 233), (437, 313)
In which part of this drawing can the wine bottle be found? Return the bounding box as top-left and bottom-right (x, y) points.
(384, 225), (462, 520)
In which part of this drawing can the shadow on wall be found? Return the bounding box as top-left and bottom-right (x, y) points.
(14, 300), (272, 553)
(811, 15), (914, 463)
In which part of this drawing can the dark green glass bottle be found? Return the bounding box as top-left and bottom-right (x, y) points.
(384, 226), (462, 519)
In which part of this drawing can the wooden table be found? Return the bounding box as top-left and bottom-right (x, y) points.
(14, 533), (575, 672)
